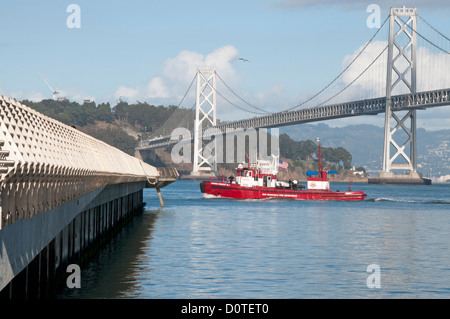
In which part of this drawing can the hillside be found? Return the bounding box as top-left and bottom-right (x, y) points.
(281, 123), (384, 173)
(282, 123), (450, 176)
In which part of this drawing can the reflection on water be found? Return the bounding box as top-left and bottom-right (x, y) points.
(58, 182), (450, 299)
(57, 208), (162, 298)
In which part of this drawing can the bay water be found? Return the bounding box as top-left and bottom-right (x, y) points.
(57, 180), (450, 299)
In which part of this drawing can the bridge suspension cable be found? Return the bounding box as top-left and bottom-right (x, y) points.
(415, 14), (450, 92)
(402, 16), (450, 55)
(178, 73), (198, 109)
(214, 83), (268, 115)
(148, 73), (197, 139)
(419, 15), (450, 44)
(214, 71), (271, 114)
(317, 44), (388, 107)
(281, 14), (390, 113)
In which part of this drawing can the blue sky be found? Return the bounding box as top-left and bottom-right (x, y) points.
(1, 0), (449, 129)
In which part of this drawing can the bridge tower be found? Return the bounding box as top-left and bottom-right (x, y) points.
(192, 68), (217, 174)
(373, 6), (430, 184)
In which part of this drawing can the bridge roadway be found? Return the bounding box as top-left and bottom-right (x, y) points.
(0, 95), (178, 298)
(139, 88), (450, 150)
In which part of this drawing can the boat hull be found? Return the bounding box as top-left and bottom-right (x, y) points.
(200, 181), (367, 201)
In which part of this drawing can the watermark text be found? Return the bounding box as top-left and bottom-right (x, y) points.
(366, 4), (381, 29)
(66, 4), (81, 29)
(366, 264), (381, 288)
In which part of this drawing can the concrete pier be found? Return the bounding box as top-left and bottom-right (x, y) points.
(368, 172), (432, 185)
(0, 95), (178, 298)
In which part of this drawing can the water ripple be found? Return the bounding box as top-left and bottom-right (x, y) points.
(57, 181), (450, 299)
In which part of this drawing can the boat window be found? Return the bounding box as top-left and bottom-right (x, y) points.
(246, 171), (252, 177)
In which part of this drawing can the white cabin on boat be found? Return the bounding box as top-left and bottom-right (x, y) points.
(234, 157), (279, 188)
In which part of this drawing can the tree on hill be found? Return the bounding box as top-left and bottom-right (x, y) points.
(22, 99), (113, 127)
(20, 99), (189, 155)
(279, 133), (352, 169)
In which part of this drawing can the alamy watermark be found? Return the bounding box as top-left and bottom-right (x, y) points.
(170, 127), (279, 164)
(66, 264), (81, 289)
(366, 264), (381, 289)
(66, 4), (81, 29)
(366, 4), (381, 29)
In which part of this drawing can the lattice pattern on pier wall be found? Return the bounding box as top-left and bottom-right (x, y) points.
(0, 95), (159, 229)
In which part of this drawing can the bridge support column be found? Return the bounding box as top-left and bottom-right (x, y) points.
(192, 68), (217, 176)
(371, 6), (430, 185)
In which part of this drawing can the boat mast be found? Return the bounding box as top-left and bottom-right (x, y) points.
(316, 137), (323, 178)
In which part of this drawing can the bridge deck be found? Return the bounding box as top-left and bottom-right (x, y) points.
(140, 88), (450, 150)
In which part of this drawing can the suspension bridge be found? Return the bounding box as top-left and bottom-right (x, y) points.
(138, 6), (450, 184)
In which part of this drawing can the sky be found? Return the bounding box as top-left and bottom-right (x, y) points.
(0, 0), (450, 129)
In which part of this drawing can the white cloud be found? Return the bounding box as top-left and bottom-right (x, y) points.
(417, 47), (450, 92)
(0, 89), (46, 102)
(162, 50), (205, 84)
(337, 40), (388, 101)
(114, 77), (170, 103)
(114, 45), (241, 105)
(0, 86), (99, 104)
(114, 86), (139, 102)
(255, 83), (287, 108)
(162, 45), (240, 84)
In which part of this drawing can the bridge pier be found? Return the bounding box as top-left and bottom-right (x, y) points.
(369, 171), (431, 185)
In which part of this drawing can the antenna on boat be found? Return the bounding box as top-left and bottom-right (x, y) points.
(245, 151), (250, 165)
(316, 137), (323, 177)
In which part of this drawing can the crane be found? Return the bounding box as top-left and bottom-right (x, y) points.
(39, 73), (60, 100)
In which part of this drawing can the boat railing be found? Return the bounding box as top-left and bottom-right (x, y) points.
(208, 176), (226, 183)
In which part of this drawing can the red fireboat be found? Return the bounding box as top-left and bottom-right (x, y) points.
(200, 138), (367, 201)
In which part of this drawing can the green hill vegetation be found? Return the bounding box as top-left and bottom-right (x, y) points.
(279, 134), (352, 170)
(21, 99), (181, 156)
